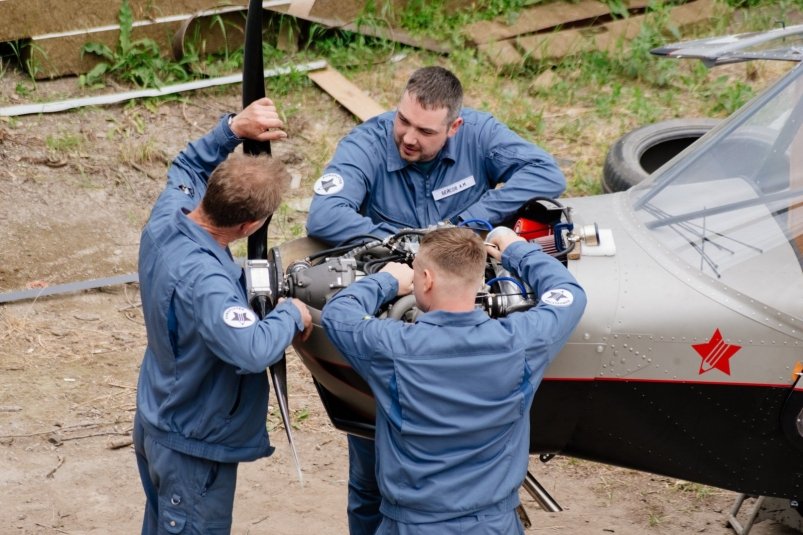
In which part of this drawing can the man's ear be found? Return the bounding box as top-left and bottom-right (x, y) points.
(240, 219), (264, 238)
(422, 268), (435, 293)
(447, 116), (463, 138)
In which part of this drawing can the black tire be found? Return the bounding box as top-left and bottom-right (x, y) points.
(602, 118), (721, 193)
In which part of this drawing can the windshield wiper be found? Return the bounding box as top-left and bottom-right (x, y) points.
(642, 203), (766, 278)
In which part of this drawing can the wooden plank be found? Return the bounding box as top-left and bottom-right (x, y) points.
(287, 0), (316, 18)
(0, 0), (262, 43)
(464, 0), (653, 46)
(477, 40), (525, 70)
(23, 11), (253, 79)
(464, 0), (611, 46)
(267, 7), (451, 53)
(664, 0), (716, 27)
(512, 0), (715, 64)
(307, 66), (386, 122)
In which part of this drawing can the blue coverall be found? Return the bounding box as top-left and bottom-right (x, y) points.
(134, 116), (305, 534)
(322, 241), (587, 534)
(306, 107), (567, 534)
(306, 108), (566, 246)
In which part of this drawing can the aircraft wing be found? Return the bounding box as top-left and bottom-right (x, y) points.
(651, 23), (803, 66)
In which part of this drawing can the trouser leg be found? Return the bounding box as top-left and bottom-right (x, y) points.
(134, 420), (238, 534)
(347, 434), (382, 535)
(134, 417), (159, 534)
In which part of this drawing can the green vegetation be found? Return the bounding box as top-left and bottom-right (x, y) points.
(45, 132), (83, 154)
(1, 0), (796, 198)
(79, 0), (193, 88)
(647, 511), (664, 527)
(673, 480), (717, 500)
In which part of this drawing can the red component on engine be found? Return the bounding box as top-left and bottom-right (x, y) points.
(513, 218), (551, 240)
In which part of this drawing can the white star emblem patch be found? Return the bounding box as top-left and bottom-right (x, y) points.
(313, 173), (345, 195)
(541, 289), (574, 307)
(223, 306), (257, 328)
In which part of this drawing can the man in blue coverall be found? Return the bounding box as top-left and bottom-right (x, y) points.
(321, 226), (586, 534)
(134, 97), (312, 534)
(305, 65), (567, 534)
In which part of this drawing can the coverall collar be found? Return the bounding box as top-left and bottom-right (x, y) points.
(175, 209), (242, 279)
(416, 307), (490, 326)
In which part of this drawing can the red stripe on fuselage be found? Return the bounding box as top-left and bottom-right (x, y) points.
(543, 376), (800, 390)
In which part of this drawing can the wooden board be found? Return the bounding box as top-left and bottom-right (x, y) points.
(24, 11), (254, 79)
(307, 66), (386, 122)
(486, 0), (716, 67)
(478, 40), (528, 70)
(0, 0), (262, 43)
(464, 0), (612, 46)
(463, 0), (653, 46)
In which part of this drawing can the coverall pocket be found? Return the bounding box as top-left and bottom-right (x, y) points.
(200, 459), (220, 496)
(161, 508), (187, 534)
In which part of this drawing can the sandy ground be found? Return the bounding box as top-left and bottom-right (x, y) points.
(0, 54), (800, 535)
(0, 286), (795, 535)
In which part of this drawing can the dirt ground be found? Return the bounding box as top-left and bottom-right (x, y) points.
(0, 56), (800, 535)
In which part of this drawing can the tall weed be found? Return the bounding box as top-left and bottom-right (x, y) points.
(80, 0), (193, 88)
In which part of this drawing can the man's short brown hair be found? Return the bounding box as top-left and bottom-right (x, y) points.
(404, 66), (463, 125)
(201, 152), (290, 228)
(419, 227), (485, 283)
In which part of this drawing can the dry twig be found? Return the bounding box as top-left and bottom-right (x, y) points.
(45, 455), (65, 479)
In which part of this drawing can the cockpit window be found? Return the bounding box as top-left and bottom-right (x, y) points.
(631, 63), (803, 320)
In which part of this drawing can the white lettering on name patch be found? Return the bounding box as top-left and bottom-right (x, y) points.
(432, 176), (476, 201)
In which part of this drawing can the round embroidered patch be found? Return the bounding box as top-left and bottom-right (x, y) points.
(313, 173), (345, 195)
(223, 306), (257, 328)
(541, 289), (574, 307)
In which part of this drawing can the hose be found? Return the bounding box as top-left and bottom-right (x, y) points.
(387, 294), (418, 321)
(362, 253), (406, 274)
(336, 234), (385, 247)
(306, 238), (382, 263)
(485, 276), (527, 297)
(458, 218), (493, 231)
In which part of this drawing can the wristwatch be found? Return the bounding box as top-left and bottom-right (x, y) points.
(227, 114), (240, 139)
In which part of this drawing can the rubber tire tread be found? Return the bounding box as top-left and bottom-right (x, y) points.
(602, 118), (720, 193)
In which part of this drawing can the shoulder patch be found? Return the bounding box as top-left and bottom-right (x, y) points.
(313, 173), (345, 195)
(223, 306), (257, 328)
(541, 289), (574, 307)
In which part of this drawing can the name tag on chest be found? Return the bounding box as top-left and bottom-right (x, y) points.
(432, 176), (476, 201)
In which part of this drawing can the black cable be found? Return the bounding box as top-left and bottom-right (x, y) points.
(307, 241), (374, 263)
(363, 253), (406, 274)
(336, 234), (385, 247)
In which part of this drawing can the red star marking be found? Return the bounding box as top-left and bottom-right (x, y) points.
(692, 329), (742, 376)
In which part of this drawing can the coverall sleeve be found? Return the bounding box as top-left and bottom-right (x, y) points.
(502, 241), (587, 368)
(306, 121), (399, 245)
(320, 273), (400, 381)
(193, 270), (306, 374)
(457, 116), (566, 224)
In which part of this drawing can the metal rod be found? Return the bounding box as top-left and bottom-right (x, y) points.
(522, 471), (562, 512)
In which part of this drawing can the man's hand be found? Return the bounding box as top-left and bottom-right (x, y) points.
(380, 262), (414, 296)
(485, 226), (526, 260)
(290, 298), (313, 342)
(229, 97), (287, 142)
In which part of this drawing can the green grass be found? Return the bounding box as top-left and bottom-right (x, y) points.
(46, 132), (83, 154)
(79, 0), (193, 88)
(4, 0), (793, 201)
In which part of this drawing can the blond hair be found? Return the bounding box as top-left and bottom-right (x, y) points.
(418, 227), (485, 284)
(201, 153), (290, 227)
